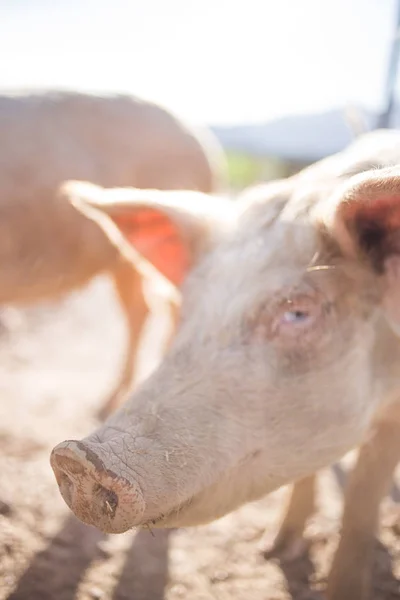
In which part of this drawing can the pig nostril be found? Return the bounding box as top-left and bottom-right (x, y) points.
(51, 441), (146, 532)
(51, 451), (119, 519)
(92, 483), (119, 519)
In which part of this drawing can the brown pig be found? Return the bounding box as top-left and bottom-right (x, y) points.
(51, 129), (400, 600)
(0, 90), (226, 417)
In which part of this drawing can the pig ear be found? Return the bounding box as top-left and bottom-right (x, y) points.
(326, 169), (400, 327)
(63, 181), (229, 287)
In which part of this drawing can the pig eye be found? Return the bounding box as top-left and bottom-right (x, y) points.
(271, 296), (322, 337)
(281, 310), (310, 324)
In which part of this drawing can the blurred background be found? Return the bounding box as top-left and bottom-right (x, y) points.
(2, 3), (400, 600)
(1, 0), (399, 189)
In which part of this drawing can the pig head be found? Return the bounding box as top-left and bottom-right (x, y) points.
(51, 131), (400, 534)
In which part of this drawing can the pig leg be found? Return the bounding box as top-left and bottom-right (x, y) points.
(327, 409), (400, 600)
(98, 264), (180, 420)
(261, 475), (317, 561)
(97, 259), (149, 420)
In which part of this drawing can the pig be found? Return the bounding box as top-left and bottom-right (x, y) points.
(50, 129), (400, 600)
(0, 90), (227, 418)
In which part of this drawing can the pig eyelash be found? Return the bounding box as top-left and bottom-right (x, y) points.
(307, 250), (322, 268)
(305, 247), (340, 274)
(306, 264), (337, 272)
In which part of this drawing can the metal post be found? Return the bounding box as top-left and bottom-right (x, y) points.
(378, 0), (400, 128)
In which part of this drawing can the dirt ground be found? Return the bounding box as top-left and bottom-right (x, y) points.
(1, 276), (400, 600)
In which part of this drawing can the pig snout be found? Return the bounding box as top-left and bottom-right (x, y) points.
(50, 440), (145, 534)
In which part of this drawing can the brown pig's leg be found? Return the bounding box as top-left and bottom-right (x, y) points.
(262, 475), (317, 561)
(97, 259), (149, 420)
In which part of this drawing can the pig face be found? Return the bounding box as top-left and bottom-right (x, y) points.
(51, 163), (400, 534)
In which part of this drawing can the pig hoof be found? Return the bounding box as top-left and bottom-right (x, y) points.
(260, 530), (311, 562)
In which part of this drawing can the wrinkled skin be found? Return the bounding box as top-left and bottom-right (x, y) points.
(52, 130), (400, 599)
